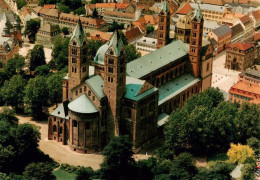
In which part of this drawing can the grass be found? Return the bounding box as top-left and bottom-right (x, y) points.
(53, 168), (77, 180)
(206, 153), (229, 167)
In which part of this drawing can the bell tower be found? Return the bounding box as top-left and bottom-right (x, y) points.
(68, 19), (89, 97)
(104, 30), (126, 137)
(157, 0), (170, 49)
(189, 5), (203, 78)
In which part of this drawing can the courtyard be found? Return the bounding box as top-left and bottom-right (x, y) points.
(212, 50), (240, 100)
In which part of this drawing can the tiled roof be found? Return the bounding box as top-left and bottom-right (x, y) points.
(32, 6), (42, 13)
(85, 4), (96, 10)
(239, 15), (253, 26)
(244, 68), (260, 78)
(104, 10), (135, 18)
(127, 40), (188, 79)
(230, 81), (260, 95)
(176, 2), (191, 15)
(91, 31), (112, 42)
(116, 3), (129, 9)
(254, 32), (260, 41)
(201, 0), (224, 6)
(45, 8), (59, 17)
(210, 38), (218, 46)
(190, 3), (226, 13)
(252, 10), (260, 20)
(43, 4), (55, 9)
(212, 25), (232, 37)
(125, 27), (142, 42)
(231, 23), (244, 37)
(96, 3), (116, 8)
(68, 94), (98, 114)
(230, 41), (253, 51)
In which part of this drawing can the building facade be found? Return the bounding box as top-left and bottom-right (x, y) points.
(234, 15), (254, 42)
(175, 15), (191, 43)
(225, 41), (255, 71)
(48, 5), (213, 153)
(36, 24), (60, 48)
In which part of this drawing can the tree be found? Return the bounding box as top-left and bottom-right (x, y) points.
(92, 8), (99, 18)
(24, 19), (41, 42)
(23, 162), (54, 180)
(76, 167), (94, 180)
(28, 44), (46, 71)
(4, 54), (25, 77)
(46, 74), (63, 106)
(4, 18), (13, 35)
(88, 39), (103, 62)
(227, 143), (255, 164)
(247, 137), (260, 155)
(16, 0), (27, 9)
(241, 163), (255, 180)
(146, 25), (154, 34)
(100, 136), (134, 179)
(0, 75), (27, 111)
(61, 27), (69, 35)
(58, 4), (71, 13)
(34, 65), (50, 76)
(0, 107), (18, 126)
(0, 145), (16, 173)
(24, 76), (49, 117)
(124, 44), (141, 62)
(74, 6), (86, 15)
(108, 21), (124, 32)
(119, 31), (128, 45)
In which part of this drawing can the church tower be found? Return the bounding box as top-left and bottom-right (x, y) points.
(189, 5), (203, 78)
(68, 19), (89, 98)
(157, 0), (170, 49)
(104, 30), (126, 137)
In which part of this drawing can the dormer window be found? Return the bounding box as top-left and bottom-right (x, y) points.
(73, 41), (76, 46)
(110, 50), (114, 55)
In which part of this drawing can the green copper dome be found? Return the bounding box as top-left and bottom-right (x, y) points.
(94, 43), (109, 65)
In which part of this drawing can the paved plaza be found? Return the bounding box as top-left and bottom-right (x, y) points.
(212, 50), (240, 100)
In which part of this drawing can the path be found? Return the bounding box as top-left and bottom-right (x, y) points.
(17, 115), (150, 170)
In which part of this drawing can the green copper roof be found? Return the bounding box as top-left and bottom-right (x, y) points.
(68, 94), (98, 114)
(70, 19), (87, 46)
(192, 5), (203, 22)
(158, 74), (201, 105)
(94, 43), (109, 65)
(107, 30), (124, 56)
(160, 0), (169, 14)
(125, 76), (158, 101)
(127, 40), (188, 79)
(85, 75), (105, 99)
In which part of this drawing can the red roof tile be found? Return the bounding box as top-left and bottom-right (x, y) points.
(125, 27), (142, 41)
(252, 10), (260, 20)
(176, 2), (191, 15)
(43, 4), (55, 9)
(116, 3), (130, 9)
(230, 41), (253, 51)
(239, 15), (253, 25)
(254, 33), (260, 41)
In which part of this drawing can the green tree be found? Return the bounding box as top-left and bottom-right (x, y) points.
(0, 107), (18, 126)
(88, 39), (103, 62)
(0, 145), (16, 173)
(100, 135), (134, 179)
(4, 54), (25, 77)
(28, 44), (46, 71)
(34, 65), (50, 76)
(24, 76), (48, 117)
(76, 167), (94, 180)
(247, 137), (260, 155)
(108, 21), (124, 32)
(119, 31), (128, 45)
(46, 74), (63, 106)
(58, 4), (71, 13)
(0, 75), (27, 111)
(92, 8), (99, 18)
(61, 27), (69, 35)
(146, 25), (154, 34)
(125, 44), (141, 62)
(74, 6), (86, 15)
(24, 19), (41, 42)
(16, 0), (27, 9)
(241, 163), (255, 180)
(4, 18), (13, 35)
(23, 162), (55, 180)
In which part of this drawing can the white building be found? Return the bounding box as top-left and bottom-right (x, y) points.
(136, 37), (157, 56)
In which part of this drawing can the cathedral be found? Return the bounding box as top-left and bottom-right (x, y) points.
(48, 3), (214, 153)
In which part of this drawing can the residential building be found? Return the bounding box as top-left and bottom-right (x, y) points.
(132, 14), (158, 32)
(136, 37), (157, 56)
(231, 23), (244, 44)
(103, 11), (136, 26)
(251, 9), (260, 30)
(19, 7), (31, 28)
(229, 68), (260, 104)
(125, 27), (143, 44)
(36, 24), (60, 48)
(175, 15), (191, 43)
(203, 20), (220, 39)
(208, 24), (232, 54)
(90, 31), (112, 43)
(48, 6), (213, 154)
(234, 15), (254, 42)
(175, 2), (192, 16)
(137, 0), (155, 6)
(225, 41), (255, 71)
(254, 33), (260, 61)
(222, 11), (244, 26)
(96, 3), (116, 15)
(25, 0), (38, 10)
(116, 3), (135, 13)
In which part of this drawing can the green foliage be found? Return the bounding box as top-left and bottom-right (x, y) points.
(146, 25), (154, 34)
(24, 19), (41, 42)
(24, 76), (48, 117)
(88, 39), (104, 62)
(76, 167), (94, 180)
(91, 0), (103, 4)
(53, 168), (77, 180)
(92, 8), (99, 18)
(4, 54), (25, 77)
(4, 18), (13, 35)
(125, 44), (141, 62)
(100, 135), (134, 179)
(136, 157), (157, 179)
(34, 65), (50, 76)
(46, 74), (63, 106)
(23, 162), (55, 180)
(246, 137), (260, 154)
(0, 107), (18, 126)
(58, 4), (71, 13)
(0, 145), (16, 173)
(74, 6), (86, 15)
(108, 21), (124, 32)
(28, 44), (46, 71)
(241, 163), (255, 180)
(0, 75), (27, 111)
(61, 27), (69, 35)
(16, 0), (27, 9)
(119, 31), (128, 45)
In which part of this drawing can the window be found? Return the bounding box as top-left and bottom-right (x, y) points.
(207, 62), (210, 72)
(160, 17), (164, 22)
(108, 77), (110, 82)
(193, 33), (196, 37)
(75, 68), (77, 73)
(92, 96), (95, 101)
(86, 122), (90, 129)
(194, 24), (197, 29)
(160, 26), (164, 30)
(88, 90), (91, 96)
(59, 127), (63, 134)
(76, 90), (78, 95)
(83, 66), (86, 72)
(108, 67), (113, 73)
(84, 86), (87, 92)
(83, 57), (87, 63)
(192, 49), (195, 52)
(111, 78), (113, 83)
(53, 125), (57, 132)
(192, 40), (196, 45)
(108, 59), (114, 65)
(72, 57), (76, 63)
(73, 120), (77, 127)
(126, 109), (131, 118)
(160, 33), (163, 38)
(80, 88), (82, 93)
(72, 48), (77, 55)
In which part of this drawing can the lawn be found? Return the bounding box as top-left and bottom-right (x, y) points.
(206, 153), (229, 167)
(53, 168), (77, 180)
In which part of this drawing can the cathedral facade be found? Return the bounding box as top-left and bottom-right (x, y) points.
(48, 3), (213, 153)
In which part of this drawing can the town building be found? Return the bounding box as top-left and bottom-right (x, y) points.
(132, 14), (158, 32)
(103, 10), (137, 27)
(175, 15), (191, 43)
(229, 68), (260, 104)
(35, 24), (60, 48)
(234, 15), (254, 42)
(231, 23), (244, 44)
(251, 9), (260, 31)
(225, 41), (255, 71)
(136, 36), (157, 56)
(125, 27), (143, 44)
(48, 5), (213, 153)
(208, 24), (232, 55)
(90, 31), (112, 43)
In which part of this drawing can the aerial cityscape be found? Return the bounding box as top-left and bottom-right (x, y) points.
(0, 0), (259, 179)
